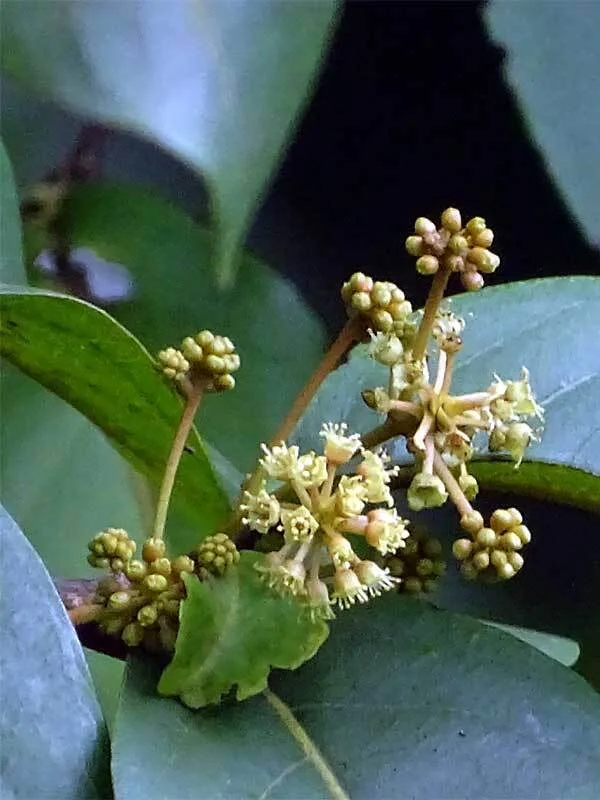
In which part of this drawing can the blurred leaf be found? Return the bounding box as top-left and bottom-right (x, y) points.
(0, 287), (230, 540)
(480, 620), (580, 667)
(113, 596), (600, 799)
(159, 552), (329, 708)
(0, 140), (23, 283)
(0, 505), (111, 799)
(485, 2), (600, 244)
(2, 0), (339, 283)
(50, 181), (326, 472)
(293, 278), (600, 511)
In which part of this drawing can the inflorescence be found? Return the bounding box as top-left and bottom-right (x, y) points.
(241, 424), (409, 619)
(79, 208), (544, 650)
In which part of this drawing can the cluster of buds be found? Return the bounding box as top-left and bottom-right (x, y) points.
(355, 208), (542, 582)
(341, 272), (414, 334)
(87, 527), (136, 571)
(241, 423), (411, 619)
(197, 533), (240, 577)
(158, 329), (240, 393)
(87, 528), (239, 651)
(405, 208), (499, 292)
(452, 508), (531, 581)
(380, 529), (446, 594)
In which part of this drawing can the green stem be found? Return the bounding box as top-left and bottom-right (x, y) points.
(272, 316), (363, 445)
(412, 266), (452, 361)
(152, 382), (205, 541)
(432, 449), (473, 517)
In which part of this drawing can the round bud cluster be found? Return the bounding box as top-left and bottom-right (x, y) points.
(158, 330), (240, 392)
(157, 347), (189, 382)
(87, 528), (136, 571)
(405, 208), (500, 291)
(196, 533), (240, 577)
(93, 533), (197, 653)
(452, 507), (531, 581)
(341, 272), (413, 333)
(382, 530), (446, 594)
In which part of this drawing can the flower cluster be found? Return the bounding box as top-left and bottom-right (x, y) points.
(87, 528), (239, 652)
(241, 423), (410, 618)
(158, 329), (240, 393)
(356, 208), (542, 581)
(341, 272), (414, 334)
(405, 208), (499, 291)
(452, 508), (531, 581)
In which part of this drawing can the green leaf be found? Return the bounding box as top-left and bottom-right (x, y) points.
(293, 277), (600, 510)
(51, 181), (327, 472)
(0, 504), (111, 798)
(0, 286), (230, 537)
(158, 552), (329, 708)
(484, 2), (600, 244)
(0, 140), (23, 284)
(2, 0), (339, 284)
(480, 620), (580, 667)
(113, 596), (600, 799)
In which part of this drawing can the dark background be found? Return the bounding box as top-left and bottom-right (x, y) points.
(250, 0), (600, 331)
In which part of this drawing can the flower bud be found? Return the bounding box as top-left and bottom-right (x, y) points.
(472, 551), (490, 571)
(460, 510), (484, 535)
(452, 538), (473, 560)
(122, 622), (144, 647)
(405, 235), (424, 257)
(142, 537), (166, 563)
(144, 574), (169, 593)
(497, 532), (522, 551)
(513, 524), (531, 545)
(476, 527), (497, 548)
(137, 603), (159, 627)
(414, 216), (436, 236)
(473, 228), (494, 248)
(108, 591), (131, 611)
(416, 255), (439, 275)
(460, 270), (484, 292)
(441, 207), (462, 233)
(490, 509), (513, 533)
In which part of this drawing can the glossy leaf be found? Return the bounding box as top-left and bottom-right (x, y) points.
(485, 2), (600, 243)
(293, 277), (600, 510)
(0, 286), (230, 538)
(0, 505), (110, 798)
(159, 552), (329, 708)
(0, 140), (23, 283)
(113, 596), (600, 799)
(2, 0), (339, 283)
(49, 181), (326, 472)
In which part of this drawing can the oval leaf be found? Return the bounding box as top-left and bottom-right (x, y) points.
(0, 505), (110, 798)
(158, 552), (329, 708)
(0, 286), (230, 536)
(2, 0), (339, 283)
(293, 277), (600, 511)
(113, 595), (600, 798)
